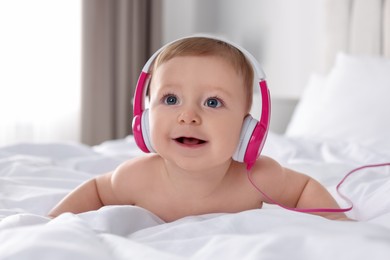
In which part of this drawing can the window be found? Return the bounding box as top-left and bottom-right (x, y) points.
(0, 0), (81, 145)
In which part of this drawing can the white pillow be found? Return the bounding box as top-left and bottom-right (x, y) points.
(286, 53), (390, 151)
(285, 73), (326, 136)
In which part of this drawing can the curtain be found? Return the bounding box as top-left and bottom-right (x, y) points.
(321, 0), (390, 72)
(81, 0), (162, 145)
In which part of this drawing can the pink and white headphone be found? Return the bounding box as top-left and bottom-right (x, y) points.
(132, 35), (271, 170)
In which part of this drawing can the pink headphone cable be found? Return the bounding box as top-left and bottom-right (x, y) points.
(246, 162), (390, 213)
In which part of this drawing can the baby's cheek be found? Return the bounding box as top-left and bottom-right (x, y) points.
(219, 127), (242, 156)
(148, 115), (165, 148)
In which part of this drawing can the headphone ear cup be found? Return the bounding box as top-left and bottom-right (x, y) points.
(132, 113), (148, 153)
(141, 109), (155, 153)
(232, 115), (258, 163)
(132, 109), (155, 153)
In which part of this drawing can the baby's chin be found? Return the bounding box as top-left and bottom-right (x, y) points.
(168, 157), (235, 173)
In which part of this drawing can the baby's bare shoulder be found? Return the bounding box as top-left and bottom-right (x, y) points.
(113, 154), (161, 181)
(103, 155), (161, 202)
(251, 156), (283, 174)
(93, 155), (162, 206)
(247, 156), (290, 192)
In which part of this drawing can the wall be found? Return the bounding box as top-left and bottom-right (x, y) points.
(161, 0), (324, 99)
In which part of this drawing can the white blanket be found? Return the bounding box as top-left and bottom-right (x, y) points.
(1, 133), (390, 259)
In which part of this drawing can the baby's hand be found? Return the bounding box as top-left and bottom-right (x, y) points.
(321, 213), (356, 221)
(327, 215), (356, 221)
(337, 217), (356, 221)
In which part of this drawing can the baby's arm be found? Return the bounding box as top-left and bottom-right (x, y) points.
(253, 157), (350, 220)
(48, 157), (146, 218)
(294, 176), (350, 220)
(48, 172), (118, 218)
(286, 172), (350, 220)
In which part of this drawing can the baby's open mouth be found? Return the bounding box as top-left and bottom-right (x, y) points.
(174, 137), (206, 145)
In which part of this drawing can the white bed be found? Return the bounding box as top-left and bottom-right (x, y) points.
(1, 130), (390, 259)
(1, 0), (390, 259)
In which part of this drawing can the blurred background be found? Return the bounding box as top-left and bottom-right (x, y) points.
(0, 0), (327, 146)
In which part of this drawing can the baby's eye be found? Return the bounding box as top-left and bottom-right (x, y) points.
(163, 94), (178, 105)
(205, 97), (223, 108)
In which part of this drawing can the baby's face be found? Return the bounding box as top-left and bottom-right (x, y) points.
(148, 55), (247, 171)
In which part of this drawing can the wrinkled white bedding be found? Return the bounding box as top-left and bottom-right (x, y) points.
(1, 133), (390, 259)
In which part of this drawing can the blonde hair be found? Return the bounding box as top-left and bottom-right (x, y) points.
(151, 37), (254, 112)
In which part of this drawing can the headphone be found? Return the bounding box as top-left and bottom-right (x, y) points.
(132, 35), (271, 170)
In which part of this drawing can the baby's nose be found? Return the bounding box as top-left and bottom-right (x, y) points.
(177, 110), (201, 125)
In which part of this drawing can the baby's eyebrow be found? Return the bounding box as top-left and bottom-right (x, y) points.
(208, 86), (233, 98)
(155, 84), (178, 91)
(152, 84), (234, 99)
(149, 84), (177, 96)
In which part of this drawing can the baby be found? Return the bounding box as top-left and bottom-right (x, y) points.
(49, 36), (347, 222)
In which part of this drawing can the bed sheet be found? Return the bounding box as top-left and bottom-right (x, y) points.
(1, 133), (390, 259)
